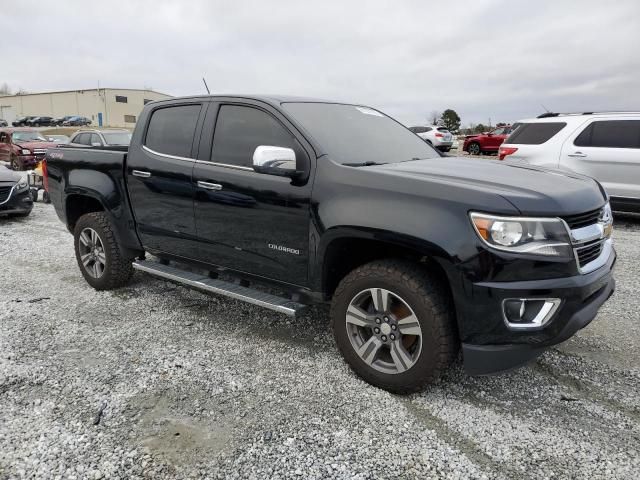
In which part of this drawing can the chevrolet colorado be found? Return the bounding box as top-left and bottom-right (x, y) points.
(45, 95), (616, 393)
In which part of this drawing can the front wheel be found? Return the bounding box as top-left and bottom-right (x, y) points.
(74, 212), (134, 290)
(10, 155), (21, 171)
(467, 142), (481, 156)
(330, 259), (458, 394)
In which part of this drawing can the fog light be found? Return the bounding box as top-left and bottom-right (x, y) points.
(502, 298), (561, 330)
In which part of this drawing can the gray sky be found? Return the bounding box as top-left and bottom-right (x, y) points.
(4, 0), (640, 126)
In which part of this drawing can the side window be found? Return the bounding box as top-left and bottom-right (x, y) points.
(0, 132), (7, 143)
(212, 105), (297, 168)
(90, 134), (102, 146)
(574, 120), (640, 149)
(74, 133), (89, 145)
(145, 104), (202, 158)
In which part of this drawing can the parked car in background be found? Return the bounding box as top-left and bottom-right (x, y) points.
(26, 116), (55, 127)
(499, 112), (640, 213)
(52, 115), (76, 126)
(409, 125), (454, 152)
(0, 128), (58, 170)
(63, 116), (91, 126)
(0, 166), (33, 217)
(46, 134), (70, 144)
(12, 116), (38, 127)
(68, 129), (132, 148)
(0, 119), (8, 127)
(463, 125), (513, 155)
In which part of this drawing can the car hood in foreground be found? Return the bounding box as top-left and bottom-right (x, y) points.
(373, 156), (606, 216)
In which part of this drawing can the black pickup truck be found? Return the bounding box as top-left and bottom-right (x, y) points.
(45, 95), (616, 393)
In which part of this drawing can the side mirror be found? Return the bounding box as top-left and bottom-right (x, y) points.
(252, 145), (299, 177)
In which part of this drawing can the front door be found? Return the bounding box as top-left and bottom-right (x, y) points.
(192, 103), (312, 286)
(126, 102), (205, 258)
(561, 119), (640, 200)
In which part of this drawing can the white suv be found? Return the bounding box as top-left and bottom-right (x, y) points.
(499, 112), (640, 212)
(409, 125), (454, 152)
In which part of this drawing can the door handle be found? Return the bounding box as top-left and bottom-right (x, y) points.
(197, 181), (223, 191)
(567, 152), (587, 158)
(132, 170), (151, 178)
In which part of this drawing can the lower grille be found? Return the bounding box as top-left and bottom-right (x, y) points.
(0, 185), (13, 203)
(33, 148), (47, 157)
(576, 239), (604, 268)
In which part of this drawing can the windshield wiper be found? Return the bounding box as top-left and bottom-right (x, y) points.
(342, 161), (388, 167)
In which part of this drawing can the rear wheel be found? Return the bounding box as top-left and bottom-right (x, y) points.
(331, 259), (457, 394)
(74, 212), (134, 290)
(467, 142), (481, 155)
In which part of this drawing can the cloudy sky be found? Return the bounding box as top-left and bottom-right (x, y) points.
(4, 0), (640, 126)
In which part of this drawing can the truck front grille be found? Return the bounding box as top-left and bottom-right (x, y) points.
(33, 148), (47, 158)
(0, 185), (13, 203)
(562, 208), (602, 229)
(576, 239), (604, 268)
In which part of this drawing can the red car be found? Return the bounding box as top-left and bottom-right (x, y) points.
(462, 125), (514, 156)
(0, 128), (59, 170)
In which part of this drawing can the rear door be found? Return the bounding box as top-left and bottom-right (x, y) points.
(191, 101), (313, 286)
(126, 102), (206, 258)
(560, 119), (640, 199)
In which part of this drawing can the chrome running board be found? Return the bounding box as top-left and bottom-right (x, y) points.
(133, 259), (307, 317)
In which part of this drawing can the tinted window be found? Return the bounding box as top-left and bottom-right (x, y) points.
(73, 133), (90, 145)
(212, 105), (297, 168)
(505, 122), (567, 145)
(574, 120), (640, 148)
(283, 103), (440, 164)
(436, 127), (449, 132)
(145, 104), (201, 158)
(89, 134), (102, 146)
(115, 95), (128, 103)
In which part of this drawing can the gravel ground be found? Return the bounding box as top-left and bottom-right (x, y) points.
(1, 202), (639, 479)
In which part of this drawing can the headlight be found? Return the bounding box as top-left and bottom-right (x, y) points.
(17, 179), (28, 191)
(21, 149), (31, 155)
(470, 212), (572, 257)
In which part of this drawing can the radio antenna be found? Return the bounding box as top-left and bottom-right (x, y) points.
(202, 77), (211, 94)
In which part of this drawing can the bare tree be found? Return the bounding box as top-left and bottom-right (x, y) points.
(427, 110), (442, 126)
(0, 83), (11, 95)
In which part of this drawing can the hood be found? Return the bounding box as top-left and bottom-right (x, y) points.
(0, 166), (21, 183)
(15, 140), (58, 149)
(373, 157), (606, 216)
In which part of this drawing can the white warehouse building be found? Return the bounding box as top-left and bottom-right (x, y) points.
(0, 88), (172, 128)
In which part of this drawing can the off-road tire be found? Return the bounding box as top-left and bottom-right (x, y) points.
(73, 212), (134, 290)
(331, 259), (458, 394)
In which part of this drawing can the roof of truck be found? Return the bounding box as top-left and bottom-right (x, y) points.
(146, 94), (335, 106)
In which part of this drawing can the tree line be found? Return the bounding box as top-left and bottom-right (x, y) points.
(427, 109), (507, 135)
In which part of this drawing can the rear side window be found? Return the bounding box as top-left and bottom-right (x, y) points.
(505, 122), (567, 144)
(89, 134), (102, 146)
(145, 104), (202, 158)
(574, 120), (640, 148)
(212, 105), (297, 168)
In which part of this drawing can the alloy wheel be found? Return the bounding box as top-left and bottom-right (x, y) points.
(78, 228), (107, 278)
(345, 288), (423, 374)
(469, 143), (480, 155)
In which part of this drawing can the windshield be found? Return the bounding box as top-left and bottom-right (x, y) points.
(12, 131), (48, 142)
(102, 131), (132, 145)
(282, 103), (440, 164)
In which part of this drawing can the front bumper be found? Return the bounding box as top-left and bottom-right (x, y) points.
(0, 187), (33, 215)
(460, 247), (616, 375)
